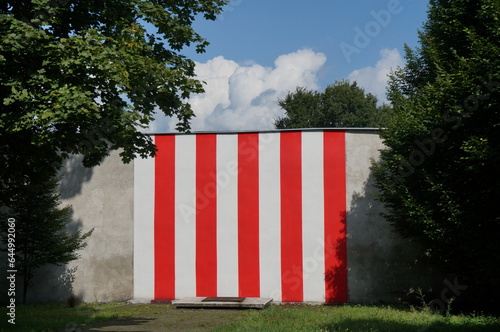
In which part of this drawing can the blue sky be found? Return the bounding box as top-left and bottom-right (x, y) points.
(151, 0), (430, 132)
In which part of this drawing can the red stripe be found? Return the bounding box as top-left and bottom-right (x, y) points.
(154, 135), (176, 299)
(195, 134), (217, 297)
(238, 133), (260, 297)
(280, 131), (304, 302)
(323, 131), (348, 303)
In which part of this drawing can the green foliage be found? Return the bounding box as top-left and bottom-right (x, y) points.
(372, 0), (500, 313)
(0, 172), (93, 304)
(0, 0), (228, 204)
(275, 80), (393, 129)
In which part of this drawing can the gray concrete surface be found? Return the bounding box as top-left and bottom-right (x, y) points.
(345, 130), (442, 304)
(27, 151), (135, 303)
(173, 297), (273, 309)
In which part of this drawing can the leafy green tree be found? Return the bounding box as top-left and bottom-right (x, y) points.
(275, 80), (393, 129)
(372, 0), (500, 312)
(1, 172), (93, 304)
(0, 0), (228, 204)
(0, 1), (227, 300)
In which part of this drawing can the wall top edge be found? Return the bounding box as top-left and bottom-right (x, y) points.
(146, 128), (383, 136)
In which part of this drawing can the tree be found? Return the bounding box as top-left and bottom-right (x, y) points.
(0, 0), (228, 205)
(275, 80), (393, 129)
(1, 0), (228, 299)
(372, 0), (500, 312)
(1, 172), (93, 304)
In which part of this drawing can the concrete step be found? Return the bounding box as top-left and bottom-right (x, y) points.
(172, 297), (273, 309)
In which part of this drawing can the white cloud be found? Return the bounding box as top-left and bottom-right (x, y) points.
(347, 48), (404, 104)
(147, 48), (403, 132)
(150, 49), (327, 132)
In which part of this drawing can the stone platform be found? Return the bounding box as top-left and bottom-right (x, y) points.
(172, 297), (273, 309)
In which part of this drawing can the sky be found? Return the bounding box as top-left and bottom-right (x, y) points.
(149, 0), (430, 133)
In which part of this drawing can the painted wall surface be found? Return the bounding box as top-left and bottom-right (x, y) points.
(134, 131), (348, 303)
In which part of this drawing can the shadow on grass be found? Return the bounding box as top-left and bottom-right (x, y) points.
(83, 317), (154, 332)
(319, 317), (500, 332)
(1, 304), (131, 332)
(79, 304), (258, 332)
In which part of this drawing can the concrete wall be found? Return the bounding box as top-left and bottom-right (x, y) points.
(345, 131), (441, 303)
(20, 129), (441, 304)
(27, 150), (134, 303)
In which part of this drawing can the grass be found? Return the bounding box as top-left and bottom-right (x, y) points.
(1, 302), (130, 332)
(0, 302), (256, 331)
(1, 303), (499, 332)
(212, 304), (500, 332)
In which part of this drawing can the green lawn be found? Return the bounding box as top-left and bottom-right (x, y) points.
(1, 303), (499, 332)
(213, 304), (500, 332)
(1, 302), (128, 332)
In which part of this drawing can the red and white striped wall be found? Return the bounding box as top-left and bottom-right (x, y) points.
(134, 130), (347, 303)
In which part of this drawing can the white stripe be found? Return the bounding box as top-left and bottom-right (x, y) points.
(302, 132), (326, 302)
(259, 132), (282, 302)
(133, 144), (155, 299)
(216, 134), (239, 296)
(175, 135), (197, 298)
